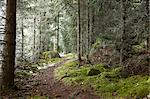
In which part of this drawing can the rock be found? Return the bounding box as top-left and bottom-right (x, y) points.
(41, 51), (60, 60)
(87, 68), (101, 76)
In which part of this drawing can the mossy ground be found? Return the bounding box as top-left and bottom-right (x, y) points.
(64, 53), (76, 58)
(54, 61), (150, 98)
(15, 57), (64, 79)
(29, 96), (49, 99)
(38, 57), (64, 64)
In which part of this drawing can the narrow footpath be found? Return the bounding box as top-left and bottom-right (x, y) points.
(0, 58), (100, 99)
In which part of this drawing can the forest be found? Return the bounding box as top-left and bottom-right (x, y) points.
(0, 0), (150, 98)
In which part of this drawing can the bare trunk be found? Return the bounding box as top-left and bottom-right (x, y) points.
(2, 0), (16, 88)
(86, 1), (90, 61)
(145, 0), (150, 68)
(39, 19), (42, 55)
(120, 0), (129, 64)
(56, 12), (60, 52)
(21, 18), (24, 59)
(77, 0), (82, 62)
(33, 17), (36, 60)
(90, 7), (95, 48)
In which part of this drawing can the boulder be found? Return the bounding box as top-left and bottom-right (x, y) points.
(41, 51), (60, 60)
(87, 68), (101, 76)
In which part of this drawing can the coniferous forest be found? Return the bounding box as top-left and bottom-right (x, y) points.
(0, 0), (150, 98)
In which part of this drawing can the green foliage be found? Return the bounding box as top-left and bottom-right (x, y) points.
(54, 61), (150, 98)
(132, 42), (146, 54)
(92, 38), (102, 49)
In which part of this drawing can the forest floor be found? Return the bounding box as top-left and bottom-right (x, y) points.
(0, 58), (100, 99)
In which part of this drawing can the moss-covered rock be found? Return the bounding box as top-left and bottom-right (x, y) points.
(41, 51), (60, 60)
(87, 68), (101, 76)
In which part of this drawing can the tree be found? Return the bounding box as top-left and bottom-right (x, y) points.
(56, 12), (60, 52)
(33, 17), (36, 60)
(21, 17), (24, 59)
(86, 0), (90, 61)
(77, 0), (82, 63)
(120, 0), (130, 64)
(145, 0), (149, 67)
(2, 0), (16, 88)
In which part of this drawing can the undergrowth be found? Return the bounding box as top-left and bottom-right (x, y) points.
(54, 61), (150, 98)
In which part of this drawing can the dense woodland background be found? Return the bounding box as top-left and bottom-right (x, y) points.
(0, 0), (149, 98)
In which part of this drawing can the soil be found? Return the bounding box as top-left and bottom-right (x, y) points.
(0, 59), (100, 99)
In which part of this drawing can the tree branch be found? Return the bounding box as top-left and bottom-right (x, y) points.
(0, 16), (7, 21)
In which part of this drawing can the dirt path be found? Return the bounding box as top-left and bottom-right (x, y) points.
(0, 58), (100, 99)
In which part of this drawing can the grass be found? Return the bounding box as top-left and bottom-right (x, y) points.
(54, 61), (150, 98)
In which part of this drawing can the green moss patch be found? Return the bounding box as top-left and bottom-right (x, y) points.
(41, 51), (60, 60)
(38, 58), (64, 64)
(30, 96), (49, 99)
(54, 61), (150, 98)
(64, 53), (76, 58)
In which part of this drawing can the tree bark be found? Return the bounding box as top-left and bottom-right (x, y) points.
(86, 0), (90, 61)
(77, 0), (82, 62)
(120, 0), (129, 64)
(21, 18), (24, 59)
(56, 12), (60, 52)
(33, 17), (36, 60)
(39, 18), (42, 55)
(145, 0), (149, 68)
(2, 0), (16, 88)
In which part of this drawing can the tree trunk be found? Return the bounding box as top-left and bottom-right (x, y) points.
(56, 12), (60, 52)
(21, 18), (24, 59)
(90, 6), (95, 48)
(39, 18), (42, 56)
(120, 0), (129, 64)
(145, 0), (149, 67)
(77, 0), (82, 63)
(2, 0), (16, 88)
(86, 0), (90, 61)
(33, 17), (36, 60)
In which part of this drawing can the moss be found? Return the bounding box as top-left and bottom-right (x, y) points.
(41, 51), (60, 60)
(65, 53), (76, 58)
(30, 96), (49, 99)
(92, 38), (102, 49)
(31, 64), (38, 72)
(93, 64), (107, 72)
(38, 58), (64, 65)
(46, 58), (63, 64)
(54, 61), (150, 98)
(117, 76), (150, 97)
(54, 61), (82, 79)
(15, 71), (31, 78)
(87, 68), (101, 76)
